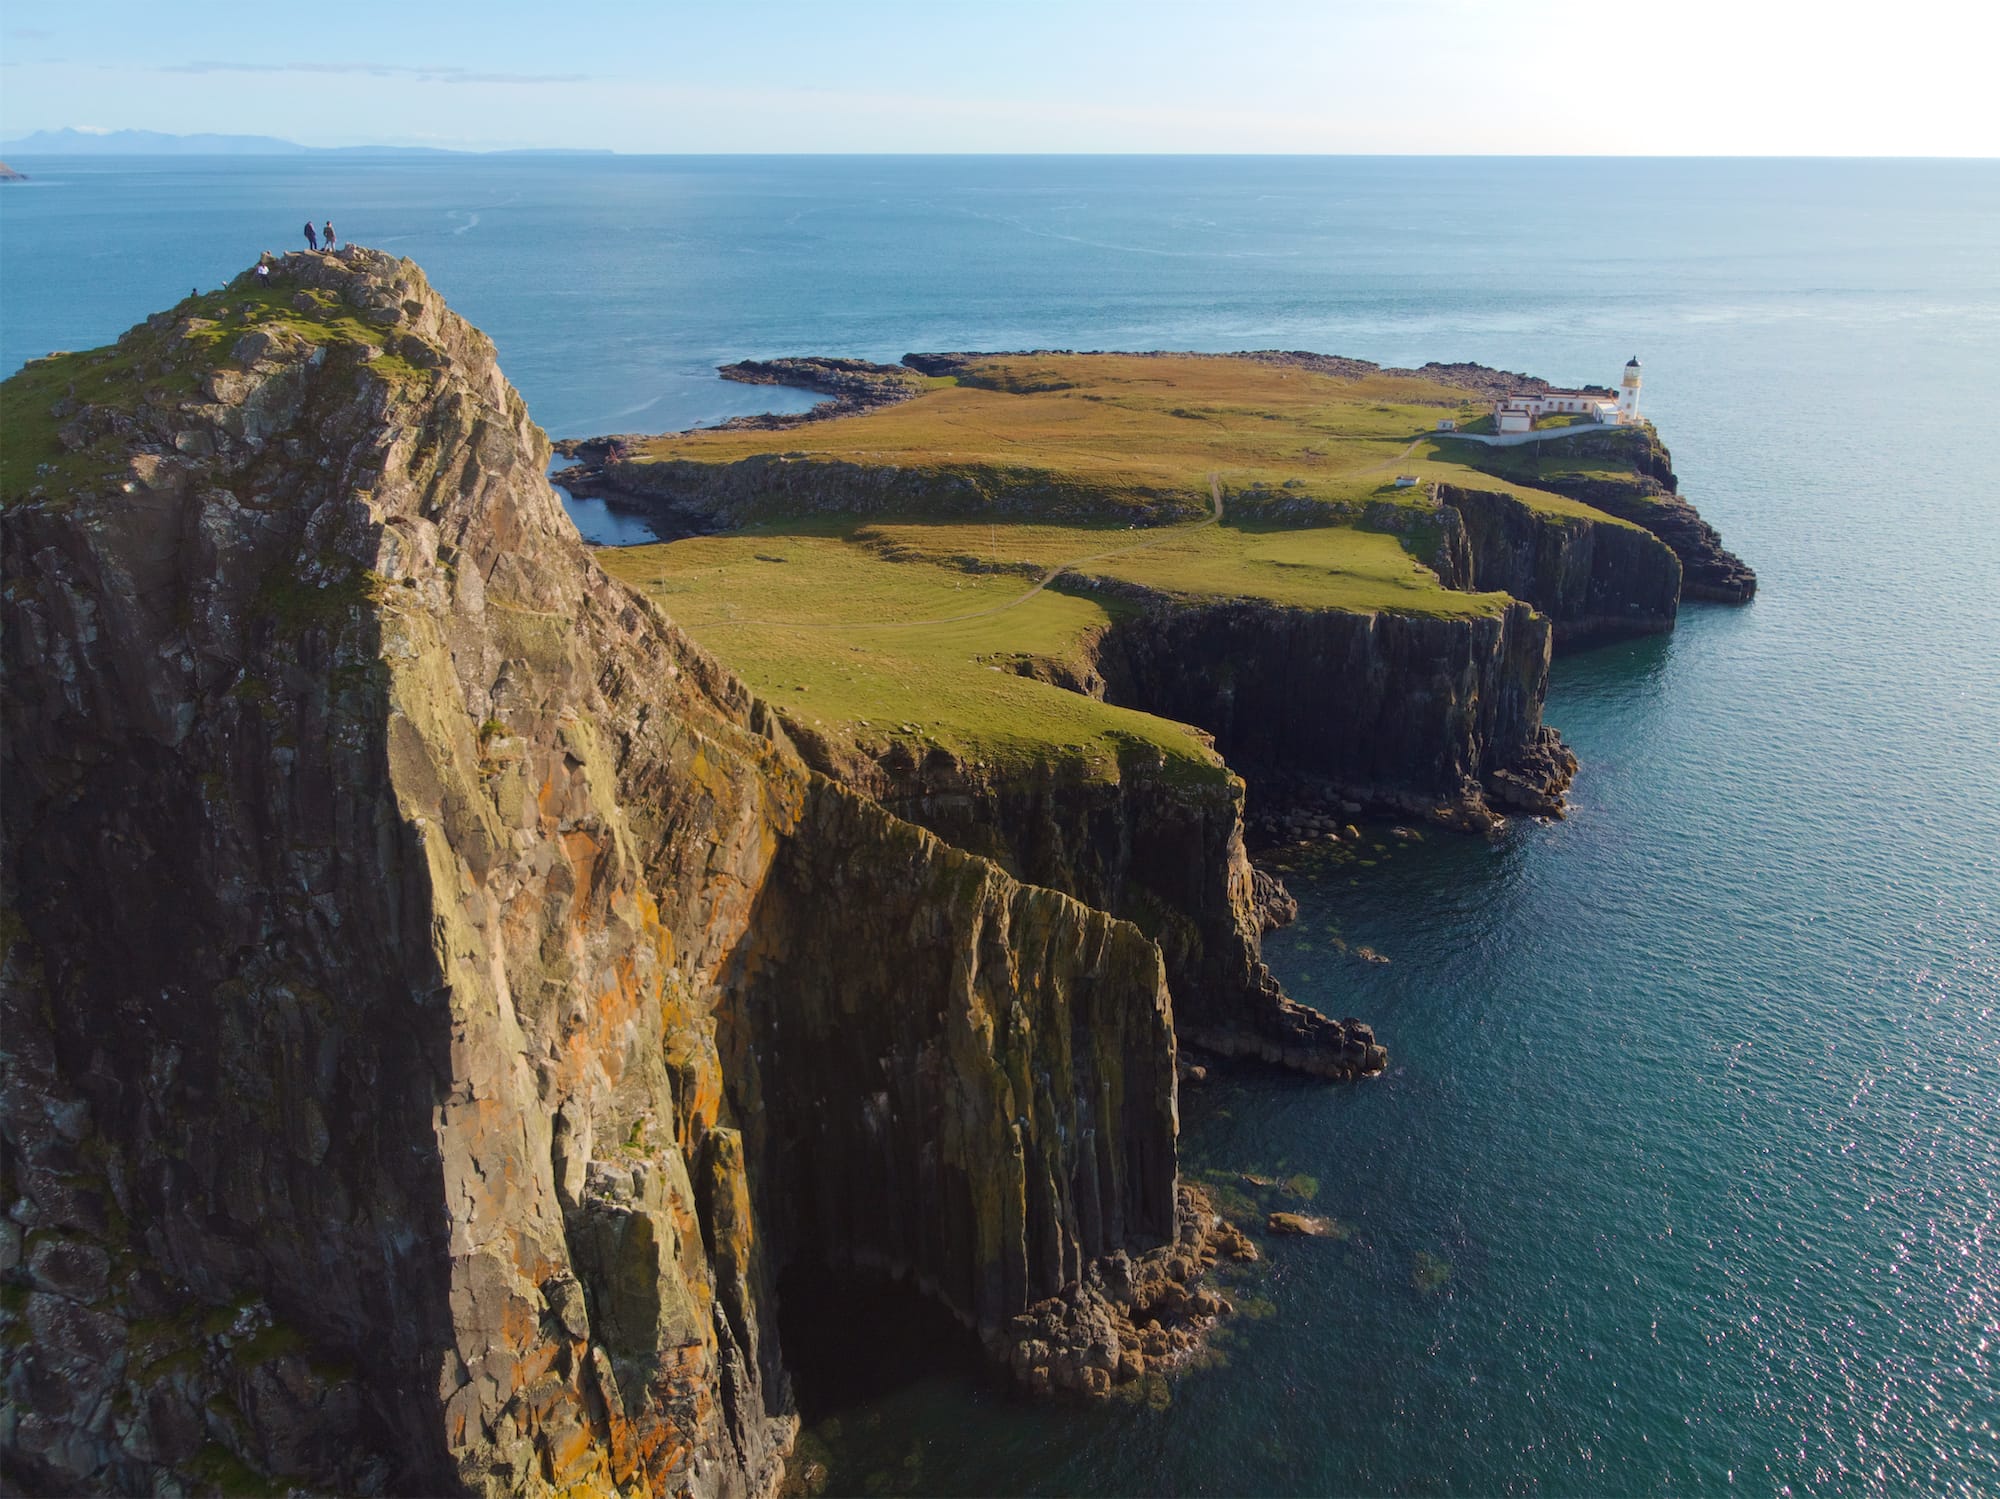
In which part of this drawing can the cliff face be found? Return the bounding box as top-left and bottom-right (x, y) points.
(1085, 591), (1575, 826)
(1553, 479), (1758, 604)
(721, 786), (1179, 1328)
(553, 452), (1210, 530)
(860, 766), (1380, 1078)
(0, 253), (1186, 1497)
(1453, 426), (1757, 604)
(803, 580), (1575, 1073)
(1432, 484), (1682, 645)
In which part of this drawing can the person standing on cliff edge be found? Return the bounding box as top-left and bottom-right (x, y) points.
(303, 220), (317, 251)
(323, 220), (337, 252)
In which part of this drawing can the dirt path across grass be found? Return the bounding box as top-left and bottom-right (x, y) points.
(1351, 435), (1425, 476)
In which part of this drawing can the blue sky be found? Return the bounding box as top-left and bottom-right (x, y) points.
(3, 0), (1994, 155)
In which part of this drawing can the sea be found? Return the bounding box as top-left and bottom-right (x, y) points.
(3, 155), (1996, 1497)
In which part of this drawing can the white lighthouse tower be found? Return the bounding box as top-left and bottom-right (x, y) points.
(1618, 356), (1642, 424)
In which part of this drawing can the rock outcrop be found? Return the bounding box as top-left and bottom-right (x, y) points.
(834, 758), (1382, 1080)
(1085, 591), (1576, 827)
(551, 450), (1209, 532)
(1563, 481), (1758, 604)
(1452, 426), (1756, 604)
(1432, 484), (1683, 644)
(0, 252), (1201, 1497)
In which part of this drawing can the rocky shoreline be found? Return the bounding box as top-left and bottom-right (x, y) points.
(994, 1184), (1257, 1399)
(551, 356), (925, 467)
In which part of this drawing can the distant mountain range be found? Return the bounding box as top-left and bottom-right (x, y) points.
(0, 128), (612, 157)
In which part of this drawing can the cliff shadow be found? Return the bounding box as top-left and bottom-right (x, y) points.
(775, 1263), (992, 1420)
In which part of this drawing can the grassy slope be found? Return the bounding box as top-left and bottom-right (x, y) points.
(602, 354), (1657, 783)
(637, 354), (1484, 515)
(598, 522), (1231, 784)
(634, 353), (1647, 526)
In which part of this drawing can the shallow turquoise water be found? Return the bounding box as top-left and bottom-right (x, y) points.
(5, 155), (1996, 1495)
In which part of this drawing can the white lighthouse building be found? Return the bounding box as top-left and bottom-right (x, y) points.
(1491, 358), (1646, 434)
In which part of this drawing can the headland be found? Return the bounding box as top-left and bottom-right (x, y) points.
(0, 251), (1751, 1497)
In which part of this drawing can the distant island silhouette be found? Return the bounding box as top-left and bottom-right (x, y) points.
(0, 127), (611, 157)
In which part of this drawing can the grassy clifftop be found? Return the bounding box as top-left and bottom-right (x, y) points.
(594, 352), (1666, 786)
(598, 509), (1514, 786)
(625, 351), (1639, 523)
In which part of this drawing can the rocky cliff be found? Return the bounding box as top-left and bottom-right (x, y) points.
(553, 451), (1209, 532)
(1432, 484), (1683, 645)
(0, 252), (1207, 1496)
(1451, 426), (1757, 604)
(830, 757), (1381, 1079)
(1083, 588), (1576, 827)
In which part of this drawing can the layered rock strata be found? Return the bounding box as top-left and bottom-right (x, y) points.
(0, 252), (1204, 1497)
(809, 753), (1382, 1080)
(1431, 484), (1683, 644)
(1082, 590), (1576, 826)
(1453, 426), (1757, 604)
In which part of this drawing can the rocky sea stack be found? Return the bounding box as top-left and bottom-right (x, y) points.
(0, 252), (1263, 1496)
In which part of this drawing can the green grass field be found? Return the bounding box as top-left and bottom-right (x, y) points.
(599, 353), (1657, 779)
(599, 522), (1234, 785)
(630, 353), (1644, 526)
(601, 507), (1511, 784)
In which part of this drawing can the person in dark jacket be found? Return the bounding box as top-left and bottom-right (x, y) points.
(323, 220), (337, 251)
(304, 220), (318, 250)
